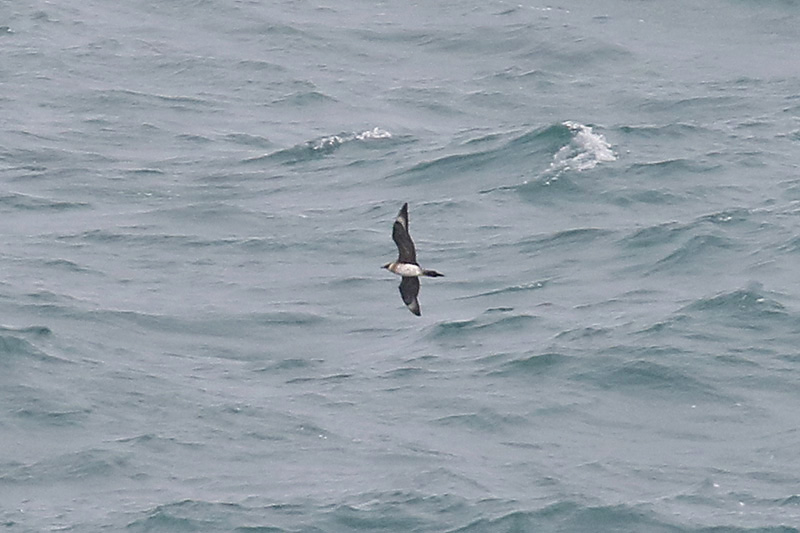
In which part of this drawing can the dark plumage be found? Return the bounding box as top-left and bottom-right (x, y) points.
(399, 276), (421, 316)
(392, 203), (416, 264)
(382, 203), (444, 316)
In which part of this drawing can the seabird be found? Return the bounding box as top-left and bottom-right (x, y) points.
(382, 202), (444, 316)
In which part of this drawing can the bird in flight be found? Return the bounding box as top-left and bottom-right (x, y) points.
(382, 203), (444, 316)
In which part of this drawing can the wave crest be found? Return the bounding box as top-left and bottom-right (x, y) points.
(252, 127), (393, 164)
(549, 121), (617, 173)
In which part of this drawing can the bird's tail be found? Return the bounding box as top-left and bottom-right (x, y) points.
(423, 269), (444, 277)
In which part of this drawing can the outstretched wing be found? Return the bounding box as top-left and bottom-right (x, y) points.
(392, 203), (417, 264)
(399, 276), (421, 316)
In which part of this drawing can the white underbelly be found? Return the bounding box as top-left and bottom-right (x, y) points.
(394, 263), (423, 277)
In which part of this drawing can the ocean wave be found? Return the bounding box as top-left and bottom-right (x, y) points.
(621, 208), (753, 250)
(0, 324), (52, 336)
(684, 287), (790, 322)
(555, 326), (612, 342)
(0, 332), (66, 365)
(617, 207), (763, 275)
(433, 409), (528, 433)
(402, 150), (501, 182)
(222, 132), (273, 149)
(400, 121), (613, 190)
(488, 351), (569, 378)
(0, 335), (43, 359)
(6, 386), (91, 428)
(617, 122), (707, 139)
(89, 309), (326, 334)
(317, 491), (480, 533)
(635, 285), (799, 355)
(253, 127), (393, 165)
(0, 192), (89, 211)
(549, 121), (617, 173)
(59, 228), (291, 252)
(126, 500), (238, 532)
(621, 221), (685, 249)
(115, 433), (203, 450)
(94, 87), (216, 109)
(649, 234), (736, 273)
(452, 502), (690, 532)
(626, 158), (722, 178)
(639, 94), (742, 115)
(272, 89), (337, 106)
(2, 449), (129, 484)
(456, 280), (548, 300)
(573, 356), (722, 401)
(124, 495), (800, 533)
(518, 227), (612, 253)
(428, 311), (539, 340)
(779, 235), (800, 254)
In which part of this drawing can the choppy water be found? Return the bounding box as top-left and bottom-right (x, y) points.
(3, 1), (800, 531)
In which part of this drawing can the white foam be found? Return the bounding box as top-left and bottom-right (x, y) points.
(550, 121), (616, 172)
(311, 135), (344, 151)
(311, 128), (392, 152)
(355, 127), (392, 140)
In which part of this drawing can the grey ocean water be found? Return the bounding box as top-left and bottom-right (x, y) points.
(3, 0), (800, 531)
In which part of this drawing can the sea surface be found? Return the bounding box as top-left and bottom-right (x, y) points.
(2, 1), (800, 531)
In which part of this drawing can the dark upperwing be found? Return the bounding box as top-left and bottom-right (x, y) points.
(392, 202), (417, 264)
(399, 276), (421, 316)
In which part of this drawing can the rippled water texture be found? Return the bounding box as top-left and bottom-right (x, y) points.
(2, 0), (800, 531)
